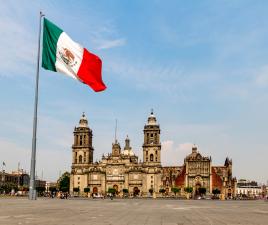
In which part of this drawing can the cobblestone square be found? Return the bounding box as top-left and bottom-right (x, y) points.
(1, 198), (268, 225)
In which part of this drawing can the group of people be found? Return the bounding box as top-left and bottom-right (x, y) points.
(44, 191), (69, 199)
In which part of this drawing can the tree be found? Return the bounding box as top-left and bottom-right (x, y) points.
(159, 188), (166, 195)
(123, 189), (129, 194)
(84, 187), (90, 193)
(212, 188), (221, 199)
(0, 182), (18, 194)
(36, 186), (46, 196)
(184, 187), (193, 193)
(108, 188), (116, 196)
(171, 187), (180, 196)
(122, 189), (129, 197)
(212, 188), (221, 195)
(73, 187), (80, 193)
(49, 186), (57, 193)
(199, 187), (206, 196)
(58, 172), (70, 193)
(184, 187), (193, 199)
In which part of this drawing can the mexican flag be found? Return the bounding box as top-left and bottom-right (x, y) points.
(42, 18), (106, 92)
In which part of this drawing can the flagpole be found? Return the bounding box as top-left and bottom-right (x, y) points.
(29, 11), (44, 200)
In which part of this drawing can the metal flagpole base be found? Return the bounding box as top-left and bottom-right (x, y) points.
(29, 189), (37, 200)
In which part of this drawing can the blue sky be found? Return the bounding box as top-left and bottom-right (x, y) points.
(0, 0), (268, 183)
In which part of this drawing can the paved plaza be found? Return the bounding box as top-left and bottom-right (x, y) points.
(0, 198), (268, 225)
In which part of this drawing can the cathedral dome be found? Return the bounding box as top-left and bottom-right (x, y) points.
(186, 145), (199, 159)
(122, 149), (135, 156)
(123, 135), (134, 156)
(79, 112), (88, 127)
(147, 110), (157, 125)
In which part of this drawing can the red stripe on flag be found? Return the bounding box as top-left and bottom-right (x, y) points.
(77, 48), (106, 92)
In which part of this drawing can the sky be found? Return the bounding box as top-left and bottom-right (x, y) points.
(0, 0), (268, 183)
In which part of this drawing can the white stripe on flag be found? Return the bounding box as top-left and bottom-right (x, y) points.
(55, 32), (84, 80)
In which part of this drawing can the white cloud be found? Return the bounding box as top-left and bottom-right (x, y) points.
(105, 57), (185, 93)
(0, 2), (36, 77)
(162, 140), (174, 152)
(104, 55), (224, 103)
(161, 140), (193, 166)
(96, 38), (126, 50)
(177, 142), (194, 153)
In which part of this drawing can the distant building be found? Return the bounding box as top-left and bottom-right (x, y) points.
(175, 147), (236, 197)
(0, 169), (29, 187)
(70, 112), (236, 197)
(261, 185), (267, 197)
(236, 179), (262, 197)
(35, 179), (46, 189)
(45, 181), (57, 192)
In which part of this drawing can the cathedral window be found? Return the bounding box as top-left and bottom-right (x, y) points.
(150, 154), (154, 162)
(84, 135), (86, 144)
(151, 133), (154, 137)
(84, 152), (86, 163)
(79, 155), (83, 163)
(80, 136), (83, 145)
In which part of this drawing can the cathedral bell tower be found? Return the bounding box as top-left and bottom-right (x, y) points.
(112, 140), (121, 157)
(143, 110), (161, 166)
(72, 113), (94, 165)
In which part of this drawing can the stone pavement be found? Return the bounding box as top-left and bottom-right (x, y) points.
(0, 198), (268, 225)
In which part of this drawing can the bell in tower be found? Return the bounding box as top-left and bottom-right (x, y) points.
(72, 112), (94, 165)
(142, 110), (161, 165)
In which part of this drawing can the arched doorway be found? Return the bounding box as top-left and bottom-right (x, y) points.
(165, 187), (169, 195)
(195, 183), (201, 196)
(113, 185), (119, 194)
(93, 187), (98, 193)
(228, 189), (232, 198)
(133, 187), (140, 196)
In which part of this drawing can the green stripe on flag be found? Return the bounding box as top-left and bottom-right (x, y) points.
(42, 18), (63, 71)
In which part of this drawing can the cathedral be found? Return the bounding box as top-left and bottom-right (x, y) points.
(70, 111), (236, 197)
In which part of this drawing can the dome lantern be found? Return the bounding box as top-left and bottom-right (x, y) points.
(79, 112), (88, 128)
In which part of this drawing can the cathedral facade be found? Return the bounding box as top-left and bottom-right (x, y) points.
(70, 112), (236, 197)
